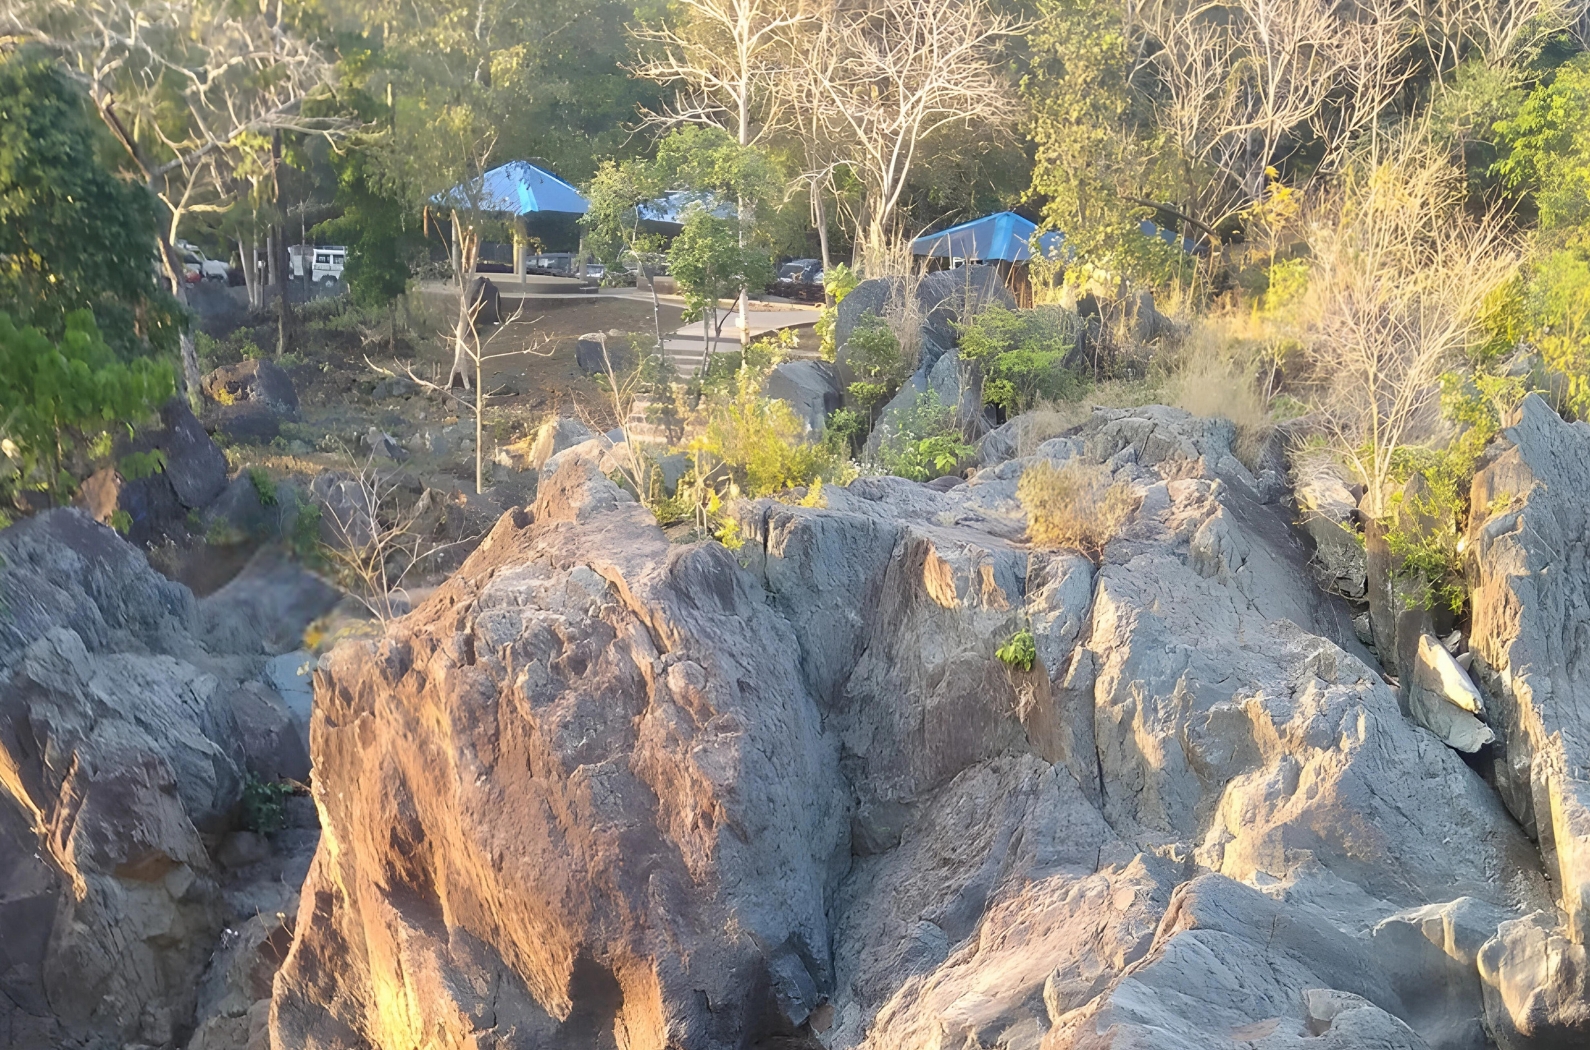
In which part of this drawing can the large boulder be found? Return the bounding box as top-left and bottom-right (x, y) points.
(1465, 394), (1590, 1044)
(528, 416), (595, 469)
(766, 359), (842, 435)
(0, 511), (243, 1049)
(270, 450), (849, 1048)
(76, 398), (230, 545)
(270, 406), (1548, 1050)
(204, 359), (300, 443)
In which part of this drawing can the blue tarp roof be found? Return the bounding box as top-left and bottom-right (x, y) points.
(1139, 219), (1207, 256)
(636, 190), (734, 226)
(432, 161), (588, 216)
(910, 212), (1065, 263)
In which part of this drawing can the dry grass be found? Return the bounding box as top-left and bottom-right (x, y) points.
(1018, 459), (1140, 558)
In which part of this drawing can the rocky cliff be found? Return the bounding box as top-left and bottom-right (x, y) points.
(267, 403), (1584, 1050)
(0, 509), (332, 1050)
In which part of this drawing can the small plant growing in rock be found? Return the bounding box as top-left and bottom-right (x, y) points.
(240, 774), (292, 834)
(846, 314), (909, 420)
(248, 467), (277, 506)
(996, 627), (1037, 672)
(1018, 459), (1139, 559)
(876, 392), (974, 481)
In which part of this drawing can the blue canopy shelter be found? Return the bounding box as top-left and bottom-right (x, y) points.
(432, 161), (589, 216)
(910, 211), (1065, 263)
(431, 162), (591, 276)
(636, 190), (735, 228)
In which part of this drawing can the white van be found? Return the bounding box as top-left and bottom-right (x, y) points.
(312, 246), (347, 287)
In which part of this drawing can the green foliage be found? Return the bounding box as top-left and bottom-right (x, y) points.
(239, 774), (292, 834)
(876, 392), (974, 481)
(0, 311), (173, 503)
(845, 315), (909, 415)
(583, 156), (669, 271)
(0, 52), (178, 358)
(1379, 372), (1529, 613)
(653, 127), (779, 207)
(1523, 247), (1590, 416)
(1431, 60), (1527, 198)
(248, 467), (277, 506)
(315, 144), (419, 310)
(1259, 259), (1310, 317)
(816, 263), (858, 362)
(289, 501), (323, 564)
(995, 628), (1037, 672)
(694, 371), (847, 497)
(669, 210), (773, 327)
(1018, 458), (1139, 558)
(1023, 0), (1192, 289)
(108, 509), (132, 534)
(1495, 56), (1590, 234)
(955, 304), (1086, 413)
(825, 407), (867, 457)
(119, 449), (167, 481)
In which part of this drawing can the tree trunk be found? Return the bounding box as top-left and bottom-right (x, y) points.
(238, 238), (255, 310)
(157, 236), (203, 407)
(449, 290), (474, 389)
(814, 180), (832, 277)
(273, 130), (293, 357)
(475, 341), (485, 495)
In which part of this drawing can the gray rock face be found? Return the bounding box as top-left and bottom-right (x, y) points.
(0, 509), (335, 1050)
(269, 405), (1553, 1050)
(766, 359), (842, 435)
(0, 512), (234, 1048)
(574, 331), (634, 376)
(1462, 394), (1590, 1044)
(528, 416), (595, 469)
(913, 264), (1014, 364)
(74, 398), (229, 545)
(203, 359), (300, 419)
(203, 359), (302, 445)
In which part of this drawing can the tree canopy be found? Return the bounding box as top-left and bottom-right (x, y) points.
(0, 52), (178, 359)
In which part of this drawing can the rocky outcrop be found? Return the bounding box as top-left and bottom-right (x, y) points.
(1465, 394), (1590, 1046)
(272, 406), (1551, 1050)
(766, 360), (842, 436)
(75, 398), (230, 546)
(203, 360), (300, 443)
(0, 509), (329, 1050)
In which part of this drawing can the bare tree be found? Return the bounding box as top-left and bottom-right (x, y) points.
(316, 454), (475, 624)
(1414, 0), (1577, 77)
(1301, 132), (1518, 517)
(370, 295), (553, 495)
(799, 0), (1023, 269)
(1, 0), (347, 398)
(1139, 0), (1415, 234)
(632, 0), (811, 343)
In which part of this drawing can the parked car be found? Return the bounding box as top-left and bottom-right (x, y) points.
(177, 249), (204, 284)
(176, 240), (229, 282)
(311, 246), (348, 287)
(773, 258), (824, 301)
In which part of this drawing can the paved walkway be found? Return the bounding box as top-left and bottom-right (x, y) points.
(657, 304), (822, 373)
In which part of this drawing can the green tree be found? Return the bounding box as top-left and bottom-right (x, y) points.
(844, 315), (909, 418)
(1495, 55), (1590, 235)
(316, 144), (419, 319)
(0, 310), (174, 505)
(0, 52), (177, 359)
(584, 156), (670, 348)
(1023, 0), (1182, 285)
(956, 303), (1086, 415)
(1494, 57), (1590, 415)
(669, 210), (774, 363)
